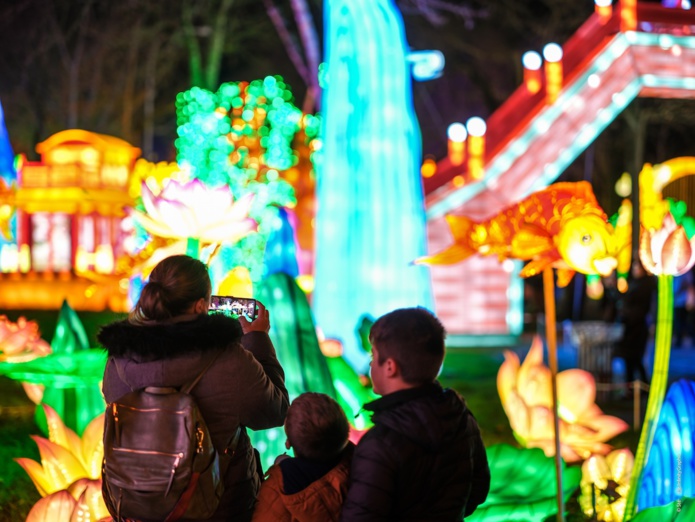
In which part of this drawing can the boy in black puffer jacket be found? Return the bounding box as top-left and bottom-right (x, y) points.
(340, 308), (490, 522)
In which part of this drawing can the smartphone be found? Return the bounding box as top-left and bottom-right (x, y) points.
(209, 296), (258, 320)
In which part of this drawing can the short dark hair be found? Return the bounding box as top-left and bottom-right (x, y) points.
(370, 307), (445, 385)
(285, 393), (349, 461)
(130, 255), (210, 323)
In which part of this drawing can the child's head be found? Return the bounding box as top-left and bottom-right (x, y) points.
(369, 307), (445, 390)
(285, 393), (349, 461)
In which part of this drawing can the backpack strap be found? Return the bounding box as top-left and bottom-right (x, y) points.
(181, 350), (222, 394)
(113, 358), (133, 391)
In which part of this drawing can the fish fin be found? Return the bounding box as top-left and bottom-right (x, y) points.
(511, 224), (553, 259)
(519, 256), (558, 278)
(445, 215), (477, 242)
(555, 268), (576, 288)
(414, 244), (475, 266)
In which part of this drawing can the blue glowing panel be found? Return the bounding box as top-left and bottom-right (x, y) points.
(314, 0), (434, 371)
(0, 100), (14, 183)
(638, 379), (695, 510)
(0, 99), (16, 248)
(264, 207), (299, 277)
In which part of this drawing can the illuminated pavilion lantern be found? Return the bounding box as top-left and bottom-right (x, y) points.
(447, 122), (467, 167)
(466, 117), (486, 181)
(543, 43), (563, 104)
(595, 0), (613, 24)
(621, 0), (637, 31)
(1, 130), (139, 311)
(522, 51), (542, 94)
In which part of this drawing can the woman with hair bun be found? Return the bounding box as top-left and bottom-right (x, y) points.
(99, 255), (289, 521)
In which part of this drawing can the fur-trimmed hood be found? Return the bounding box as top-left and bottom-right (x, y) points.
(98, 313), (243, 360)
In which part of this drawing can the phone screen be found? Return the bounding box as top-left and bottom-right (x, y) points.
(209, 296), (258, 320)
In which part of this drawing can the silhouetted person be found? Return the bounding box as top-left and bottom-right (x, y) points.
(673, 269), (694, 347)
(615, 261), (656, 389)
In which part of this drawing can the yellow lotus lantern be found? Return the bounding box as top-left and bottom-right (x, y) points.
(15, 404), (104, 496)
(0, 315), (51, 363)
(579, 448), (633, 521)
(25, 480), (111, 522)
(132, 178), (257, 259)
(497, 336), (628, 463)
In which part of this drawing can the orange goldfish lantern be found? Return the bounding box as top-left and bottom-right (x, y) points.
(418, 181), (620, 287)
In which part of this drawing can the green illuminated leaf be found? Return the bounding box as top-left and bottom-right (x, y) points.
(51, 301), (90, 354)
(628, 498), (695, 521)
(251, 272), (337, 469)
(467, 445), (581, 522)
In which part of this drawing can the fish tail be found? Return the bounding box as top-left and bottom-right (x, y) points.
(414, 244), (476, 266)
(445, 214), (477, 242)
(414, 214), (478, 266)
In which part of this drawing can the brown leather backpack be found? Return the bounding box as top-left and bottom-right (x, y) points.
(102, 352), (239, 521)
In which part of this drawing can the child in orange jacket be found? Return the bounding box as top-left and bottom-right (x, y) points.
(251, 392), (354, 522)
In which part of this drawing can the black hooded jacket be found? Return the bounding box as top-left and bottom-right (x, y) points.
(340, 382), (490, 522)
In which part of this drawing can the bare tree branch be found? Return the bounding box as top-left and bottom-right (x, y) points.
(205, 0), (235, 91)
(262, 0), (310, 84)
(398, 0), (488, 28)
(289, 0), (321, 111)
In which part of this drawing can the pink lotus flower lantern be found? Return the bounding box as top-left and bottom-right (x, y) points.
(497, 336), (628, 463)
(639, 213), (695, 276)
(0, 315), (51, 363)
(132, 178), (257, 258)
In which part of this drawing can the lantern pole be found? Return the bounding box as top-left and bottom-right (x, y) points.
(543, 267), (565, 522)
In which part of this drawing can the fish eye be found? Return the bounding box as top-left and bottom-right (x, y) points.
(581, 234), (592, 244)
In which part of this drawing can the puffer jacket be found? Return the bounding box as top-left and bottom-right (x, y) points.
(251, 445), (354, 522)
(99, 314), (289, 522)
(340, 382), (490, 522)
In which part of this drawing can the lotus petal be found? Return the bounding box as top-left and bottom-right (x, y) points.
(131, 209), (182, 239)
(640, 228), (659, 274)
(606, 447), (633, 484)
(26, 490), (76, 522)
(70, 479), (110, 521)
(557, 369), (596, 422)
(503, 390), (530, 438)
(199, 218), (258, 243)
(576, 411), (629, 444)
(496, 350), (519, 408)
(22, 382), (45, 404)
(15, 457), (52, 497)
(225, 192), (256, 222)
(32, 436), (89, 492)
(526, 404), (556, 441)
(662, 227), (695, 275)
(518, 364), (553, 409)
(80, 414), (105, 479)
(43, 404), (78, 455)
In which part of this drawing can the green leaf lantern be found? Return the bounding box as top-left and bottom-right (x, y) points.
(0, 301), (107, 435)
(628, 498), (695, 521)
(467, 445), (581, 522)
(251, 272), (337, 469)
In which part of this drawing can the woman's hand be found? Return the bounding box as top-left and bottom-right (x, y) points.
(240, 301), (270, 335)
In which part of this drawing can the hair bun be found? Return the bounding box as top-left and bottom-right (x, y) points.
(145, 280), (168, 298)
